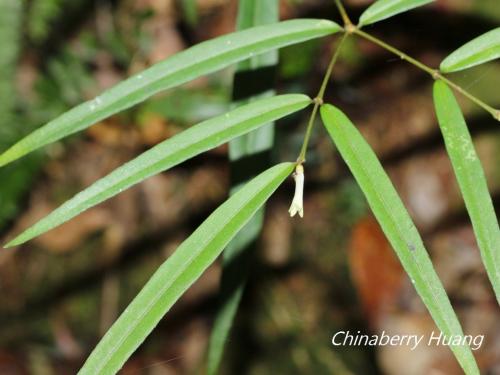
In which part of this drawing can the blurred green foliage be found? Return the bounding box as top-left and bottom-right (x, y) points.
(0, 0), (38, 227)
(137, 84), (230, 126)
(28, 0), (87, 44)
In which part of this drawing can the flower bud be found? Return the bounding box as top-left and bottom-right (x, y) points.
(289, 164), (304, 218)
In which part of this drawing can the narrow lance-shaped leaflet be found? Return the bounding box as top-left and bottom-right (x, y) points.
(78, 162), (295, 375)
(0, 19), (340, 167)
(320, 104), (479, 375)
(5, 94), (310, 247)
(433, 80), (500, 303)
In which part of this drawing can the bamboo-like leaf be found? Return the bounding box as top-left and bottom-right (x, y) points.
(78, 162), (295, 375)
(4, 95), (310, 248)
(433, 80), (500, 302)
(440, 28), (500, 73)
(320, 104), (479, 375)
(207, 1), (279, 373)
(0, 19), (340, 168)
(358, 0), (434, 27)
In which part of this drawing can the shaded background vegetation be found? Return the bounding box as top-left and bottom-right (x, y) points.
(0, 0), (499, 374)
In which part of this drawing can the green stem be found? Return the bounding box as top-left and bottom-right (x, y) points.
(297, 33), (348, 163)
(354, 28), (435, 75)
(318, 33), (348, 100)
(297, 104), (320, 164)
(354, 28), (499, 120)
(333, 0), (352, 26)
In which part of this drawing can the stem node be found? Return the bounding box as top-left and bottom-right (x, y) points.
(345, 24), (356, 34)
(494, 110), (500, 122)
(313, 97), (324, 106)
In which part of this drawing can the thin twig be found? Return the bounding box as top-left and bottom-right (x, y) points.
(297, 33), (348, 163)
(333, 0), (352, 26)
(353, 28), (499, 120)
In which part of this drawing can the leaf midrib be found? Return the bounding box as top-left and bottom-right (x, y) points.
(440, 103), (499, 284)
(332, 111), (453, 337)
(91, 172), (278, 373)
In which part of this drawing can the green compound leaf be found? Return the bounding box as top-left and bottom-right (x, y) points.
(4, 94), (310, 248)
(78, 162), (295, 375)
(358, 0), (434, 27)
(0, 19), (340, 167)
(440, 28), (500, 73)
(320, 104), (479, 375)
(433, 80), (500, 303)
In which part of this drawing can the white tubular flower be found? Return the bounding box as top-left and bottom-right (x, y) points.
(289, 164), (304, 218)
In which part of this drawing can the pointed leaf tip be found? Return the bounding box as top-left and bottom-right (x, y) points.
(440, 27), (500, 73)
(358, 0), (435, 27)
(4, 237), (21, 249)
(6, 94), (310, 247)
(0, 151), (17, 168)
(0, 19), (339, 167)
